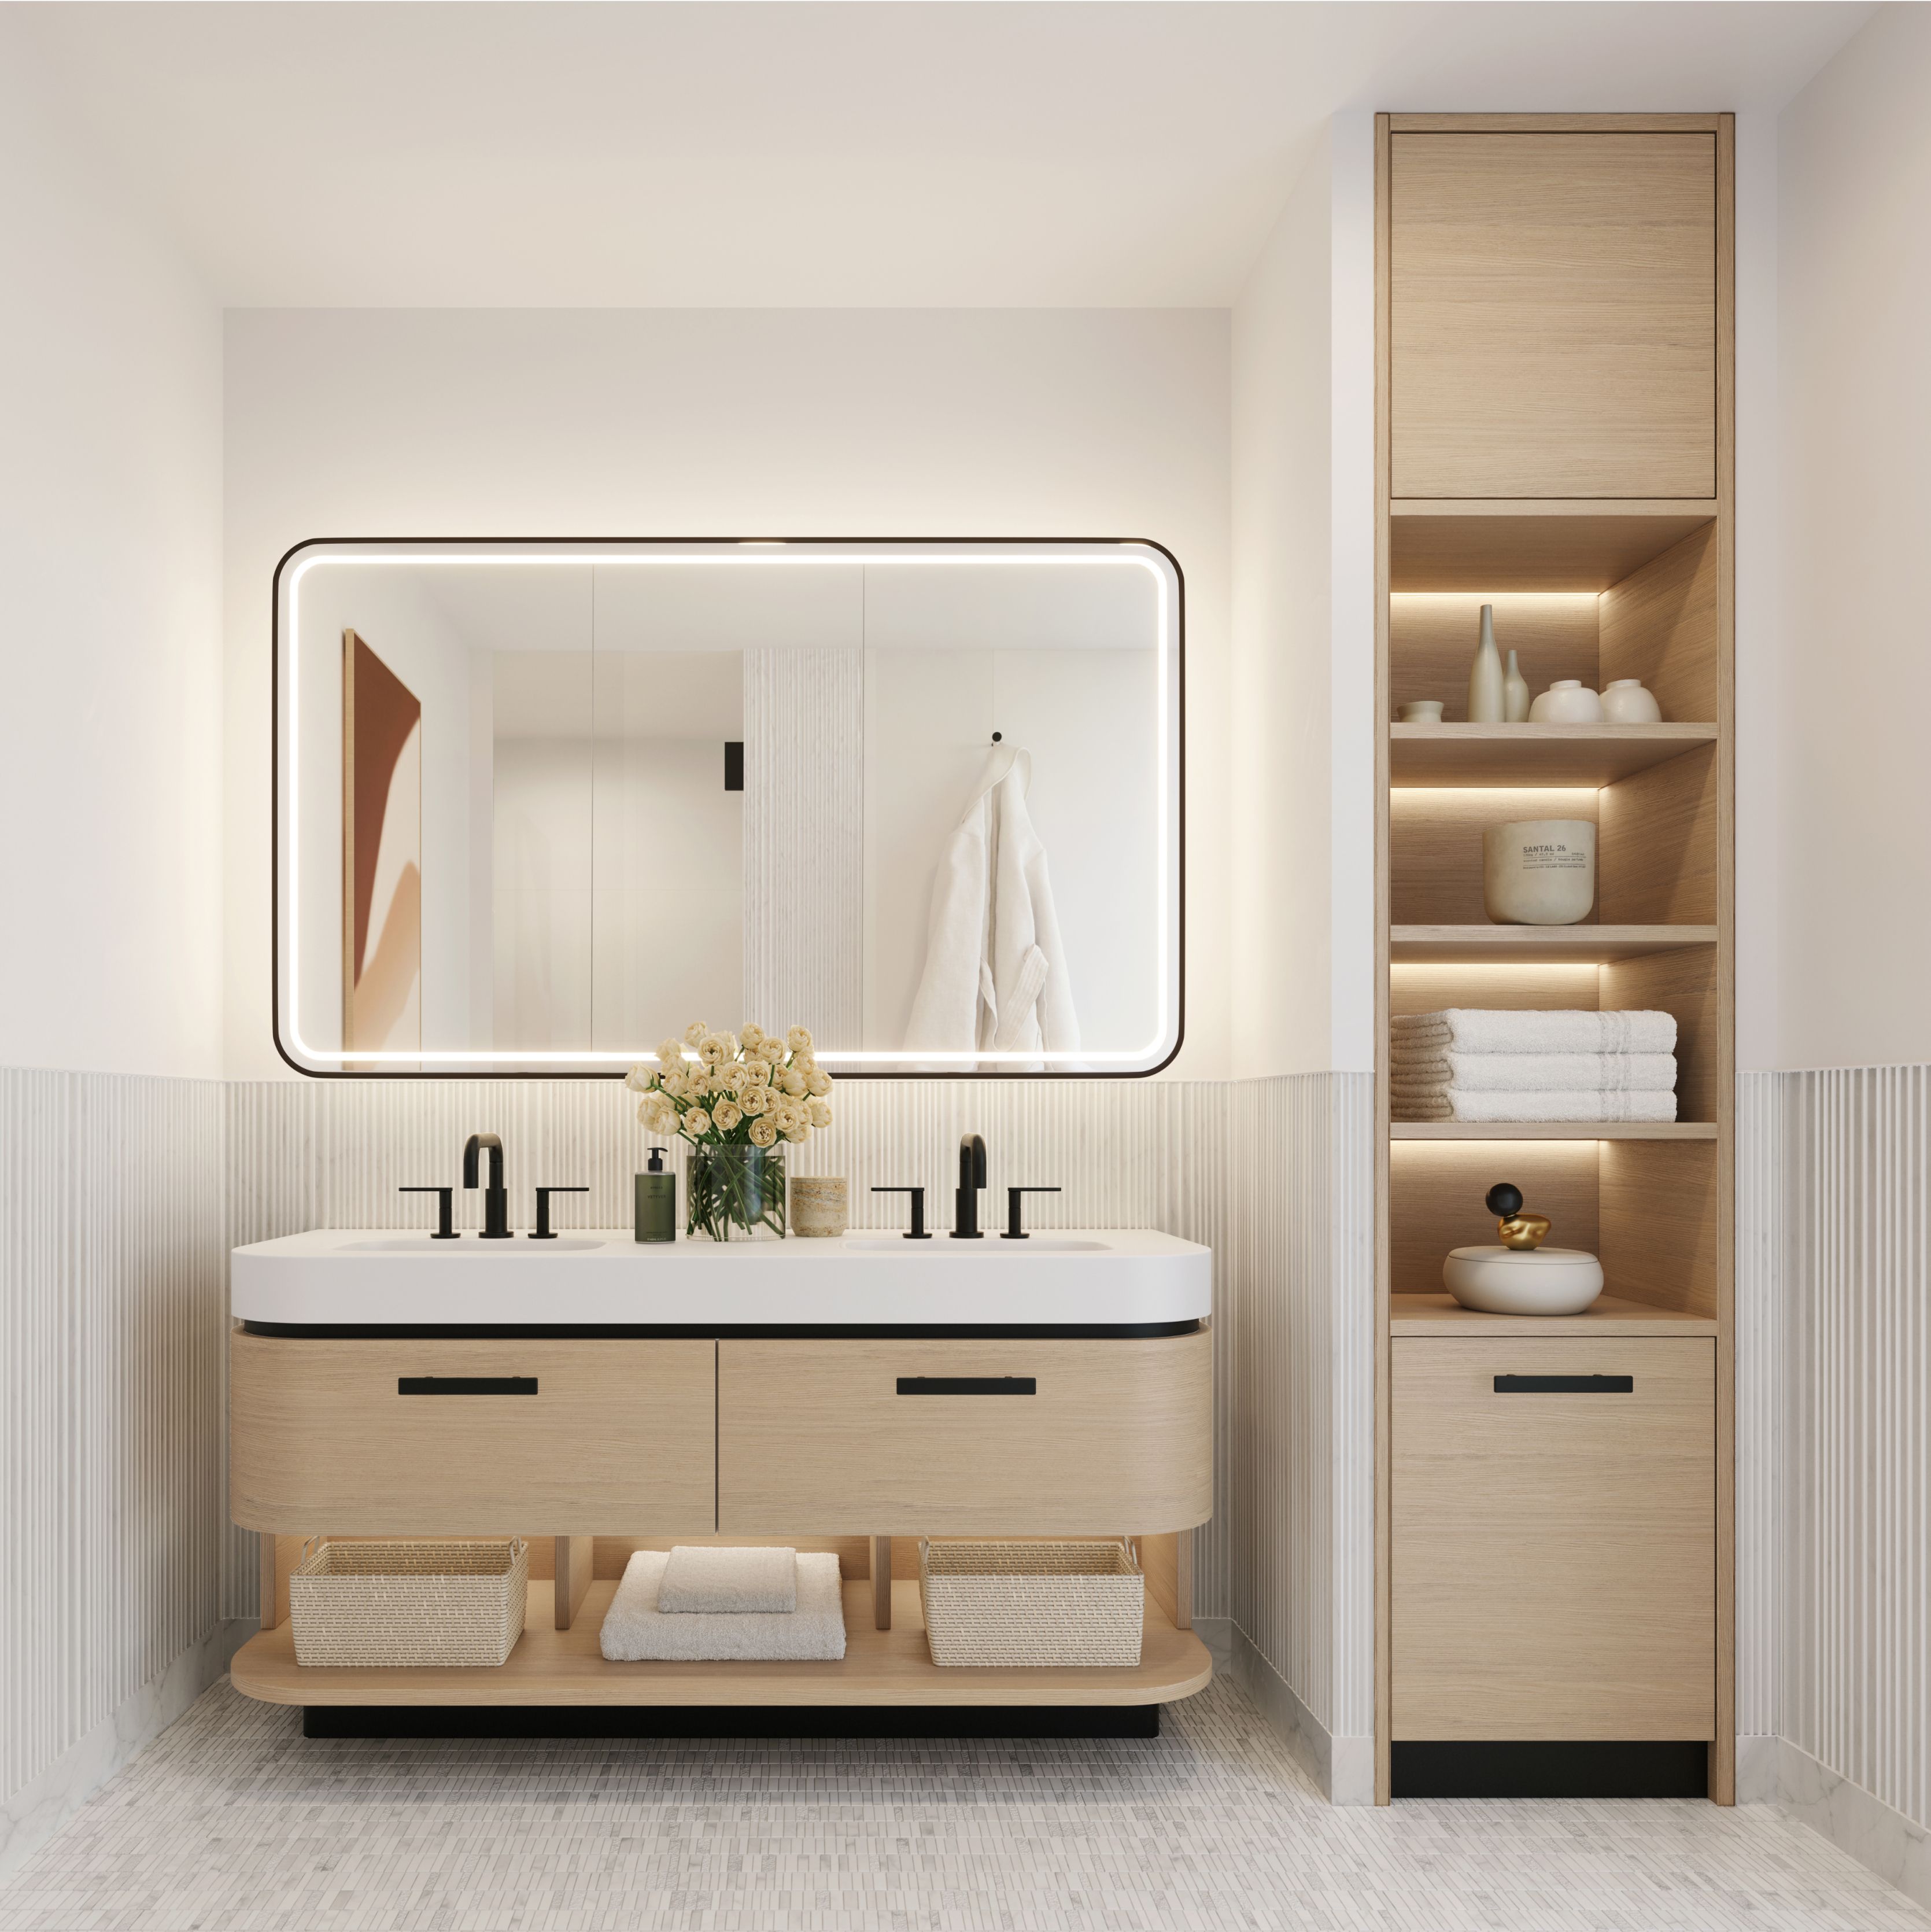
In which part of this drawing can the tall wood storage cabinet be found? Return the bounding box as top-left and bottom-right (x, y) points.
(1374, 115), (1734, 1805)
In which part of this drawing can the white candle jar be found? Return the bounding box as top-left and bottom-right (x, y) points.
(1483, 818), (1597, 926)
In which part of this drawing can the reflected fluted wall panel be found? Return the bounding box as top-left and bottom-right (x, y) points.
(0, 1070), (224, 1807)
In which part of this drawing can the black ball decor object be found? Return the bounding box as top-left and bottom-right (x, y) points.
(1485, 1182), (1524, 1218)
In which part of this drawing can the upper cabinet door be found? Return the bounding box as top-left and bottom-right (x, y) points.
(1391, 132), (1716, 500)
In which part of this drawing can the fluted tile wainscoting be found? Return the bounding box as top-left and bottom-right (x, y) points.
(0, 1070), (234, 1882)
(1733, 1065), (1931, 1911)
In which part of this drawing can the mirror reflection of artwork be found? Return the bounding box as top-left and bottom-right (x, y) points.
(342, 629), (422, 1058)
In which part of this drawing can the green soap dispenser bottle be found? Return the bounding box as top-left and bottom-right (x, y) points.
(634, 1146), (676, 1243)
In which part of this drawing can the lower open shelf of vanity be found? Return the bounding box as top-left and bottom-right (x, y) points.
(231, 1576), (1212, 1708)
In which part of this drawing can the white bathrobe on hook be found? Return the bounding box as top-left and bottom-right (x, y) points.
(904, 745), (1080, 1069)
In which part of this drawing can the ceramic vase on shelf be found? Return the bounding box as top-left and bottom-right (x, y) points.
(688, 1145), (787, 1241)
(1527, 679), (1606, 724)
(1483, 818), (1597, 925)
(1467, 603), (1505, 723)
(1502, 650), (1530, 723)
(1601, 677), (1663, 722)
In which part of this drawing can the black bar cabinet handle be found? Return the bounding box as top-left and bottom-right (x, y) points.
(1493, 1374), (1634, 1394)
(896, 1376), (1037, 1396)
(398, 1376), (538, 1396)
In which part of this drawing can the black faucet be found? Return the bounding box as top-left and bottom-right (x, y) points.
(952, 1132), (987, 1239)
(463, 1133), (512, 1239)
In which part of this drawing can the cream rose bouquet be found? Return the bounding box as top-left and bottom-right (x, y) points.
(626, 1022), (834, 1240)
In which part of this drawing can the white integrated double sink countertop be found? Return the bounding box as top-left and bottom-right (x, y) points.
(231, 1227), (1212, 1327)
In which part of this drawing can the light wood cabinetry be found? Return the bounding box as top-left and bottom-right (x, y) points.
(230, 1332), (717, 1533)
(1390, 131), (1717, 500)
(1392, 1337), (1716, 1739)
(1375, 112), (1734, 1802)
(717, 1332), (1212, 1535)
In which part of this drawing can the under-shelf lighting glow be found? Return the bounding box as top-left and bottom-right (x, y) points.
(280, 540), (1180, 1071)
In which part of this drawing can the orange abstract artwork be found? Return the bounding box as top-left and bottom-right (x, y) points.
(343, 629), (422, 1058)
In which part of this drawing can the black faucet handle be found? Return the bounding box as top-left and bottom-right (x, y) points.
(530, 1185), (590, 1240)
(1002, 1186), (1062, 1240)
(872, 1185), (932, 1239)
(399, 1186), (458, 1239)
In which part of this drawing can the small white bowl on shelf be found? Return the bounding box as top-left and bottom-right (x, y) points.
(1442, 1245), (1605, 1316)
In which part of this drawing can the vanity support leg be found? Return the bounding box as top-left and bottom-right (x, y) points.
(555, 1536), (594, 1631)
(1175, 1528), (1194, 1631)
(872, 1536), (892, 1630)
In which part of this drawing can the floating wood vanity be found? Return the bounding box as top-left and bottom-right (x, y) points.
(1375, 114), (1735, 1800)
(226, 1229), (1215, 1717)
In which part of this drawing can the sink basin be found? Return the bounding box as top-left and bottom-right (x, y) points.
(231, 1226), (1209, 1330)
(841, 1236), (1110, 1253)
(343, 1236), (604, 1253)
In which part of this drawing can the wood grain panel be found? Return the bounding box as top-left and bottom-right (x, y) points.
(1391, 132), (1717, 499)
(233, 1579), (1213, 1708)
(1389, 593), (1599, 720)
(1405, 1341), (1718, 1721)
(554, 1534), (594, 1631)
(1391, 786), (1600, 926)
(717, 1333), (1213, 1535)
(1601, 947), (1719, 1124)
(1598, 522), (1718, 723)
(1599, 1138), (1719, 1319)
(1390, 1140), (1598, 1299)
(1390, 506), (1716, 591)
(1393, 1336), (1715, 1738)
(1390, 961), (1602, 1017)
(1598, 744), (1718, 925)
(230, 1333), (717, 1533)
(1391, 1292), (1715, 1336)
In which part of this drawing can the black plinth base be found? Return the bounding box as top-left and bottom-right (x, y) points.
(302, 1703), (1161, 1741)
(1392, 1740), (1708, 1799)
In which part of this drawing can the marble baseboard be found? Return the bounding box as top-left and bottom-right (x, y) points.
(1775, 1737), (1931, 1914)
(0, 1618), (251, 1886)
(1228, 1621), (1373, 1805)
(1736, 1732), (1781, 1804)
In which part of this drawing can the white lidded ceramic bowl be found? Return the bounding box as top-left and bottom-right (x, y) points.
(1443, 1245), (1605, 1316)
(1528, 679), (1606, 724)
(1601, 678), (1663, 723)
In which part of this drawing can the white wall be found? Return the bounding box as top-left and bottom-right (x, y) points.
(1229, 116), (1376, 1078)
(224, 309), (1231, 1080)
(1777, 2), (1931, 1072)
(0, 17), (223, 1078)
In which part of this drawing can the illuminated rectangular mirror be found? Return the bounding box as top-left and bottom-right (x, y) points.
(275, 539), (1182, 1076)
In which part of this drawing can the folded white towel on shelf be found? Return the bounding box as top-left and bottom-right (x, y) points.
(657, 1546), (797, 1614)
(1391, 1009), (1678, 1056)
(600, 1551), (847, 1662)
(1393, 1089), (1679, 1123)
(1389, 1052), (1678, 1093)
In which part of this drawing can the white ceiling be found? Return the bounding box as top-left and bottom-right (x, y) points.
(21, 1), (1871, 308)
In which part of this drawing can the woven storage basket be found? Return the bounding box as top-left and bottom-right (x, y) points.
(918, 1539), (1144, 1668)
(289, 1538), (528, 1668)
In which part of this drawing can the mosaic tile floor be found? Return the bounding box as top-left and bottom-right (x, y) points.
(2, 1674), (1925, 1932)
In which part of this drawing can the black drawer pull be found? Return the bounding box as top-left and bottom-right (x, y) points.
(896, 1376), (1036, 1396)
(398, 1376), (538, 1396)
(1494, 1374), (1633, 1394)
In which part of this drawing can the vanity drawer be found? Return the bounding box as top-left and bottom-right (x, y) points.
(230, 1332), (715, 1533)
(715, 1330), (1212, 1534)
(1392, 1336), (1715, 1741)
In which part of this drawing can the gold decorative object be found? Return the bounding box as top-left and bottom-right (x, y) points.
(1485, 1182), (1550, 1250)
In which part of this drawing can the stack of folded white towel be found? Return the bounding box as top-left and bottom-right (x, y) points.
(1391, 1008), (1678, 1122)
(599, 1545), (848, 1661)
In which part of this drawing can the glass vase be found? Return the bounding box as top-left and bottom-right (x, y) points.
(686, 1145), (787, 1242)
